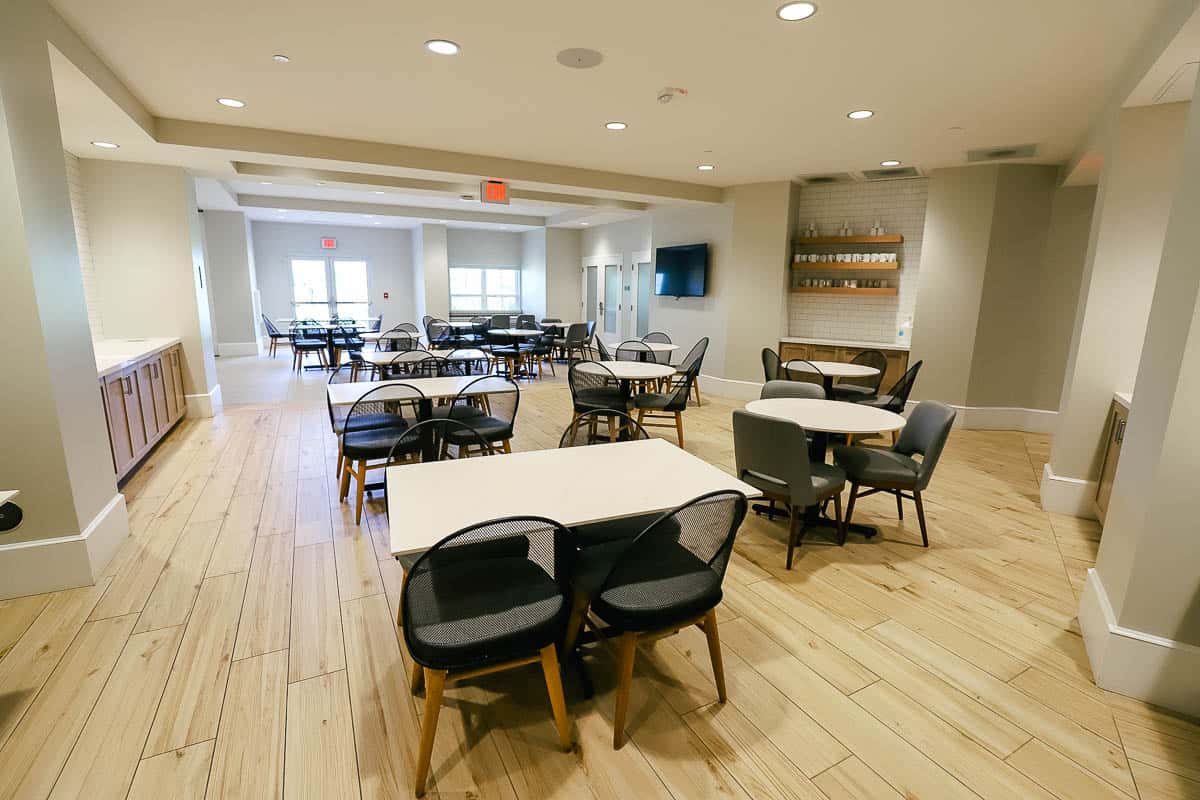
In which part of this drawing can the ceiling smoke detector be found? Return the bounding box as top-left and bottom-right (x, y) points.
(657, 87), (688, 104)
(556, 48), (603, 69)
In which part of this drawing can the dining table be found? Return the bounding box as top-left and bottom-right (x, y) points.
(574, 360), (675, 395)
(357, 347), (490, 376)
(287, 320), (374, 368)
(783, 359), (879, 397)
(744, 397), (906, 539)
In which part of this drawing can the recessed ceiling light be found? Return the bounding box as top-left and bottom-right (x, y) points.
(605, 121), (627, 131)
(697, 164), (716, 171)
(374, 190), (385, 194)
(277, 209), (287, 212)
(315, 181), (326, 186)
(880, 160), (902, 167)
(260, 181), (272, 185)
(776, 2), (818, 21)
(272, 54), (290, 63)
(847, 109), (874, 120)
(425, 39), (460, 56)
(91, 141), (119, 149)
(217, 97), (246, 108)
(373, 221), (381, 225)
(580, 222), (589, 226)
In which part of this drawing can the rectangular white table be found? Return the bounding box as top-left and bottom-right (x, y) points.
(385, 438), (761, 555)
(357, 348), (488, 368)
(326, 374), (511, 407)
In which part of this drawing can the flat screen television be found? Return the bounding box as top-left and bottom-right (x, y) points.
(654, 243), (708, 297)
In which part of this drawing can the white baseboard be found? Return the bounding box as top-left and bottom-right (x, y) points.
(905, 401), (1058, 433)
(697, 374), (764, 401)
(186, 383), (223, 418)
(1039, 463), (1099, 519)
(0, 493), (129, 600)
(217, 341), (261, 357)
(1079, 568), (1200, 717)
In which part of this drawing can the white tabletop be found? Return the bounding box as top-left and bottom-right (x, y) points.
(575, 361), (676, 381)
(327, 374), (514, 406)
(386, 438), (761, 555)
(614, 341), (678, 353)
(357, 348), (488, 366)
(446, 321), (477, 328)
(744, 398), (906, 435)
(362, 331), (418, 342)
(488, 328), (544, 337)
(785, 360), (880, 378)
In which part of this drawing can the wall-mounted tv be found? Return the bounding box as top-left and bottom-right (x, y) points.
(654, 243), (708, 297)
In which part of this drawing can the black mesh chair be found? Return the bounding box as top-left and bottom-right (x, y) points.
(630, 360), (700, 447)
(595, 338), (614, 362)
(440, 348), (490, 377)
(490, 314), (512, 329)
(669, 338), (708, 406)
(289, 322), (328, 371)
(616, 339), (653, 362)
(734, 409), (846, 565)
(367, 316), (383, 333)
(332, 324), (365, 371)
(421, 315), (433, 331)
(402, 516), (573, 796)
(560, 323), (590, 363)
(855, 360), (923, 415)
(568, 361), (628, 432)
(486, 329), (524, 377)
(426, 318), (454, 350)
(783, 359), (825, 388)
(262, 314), (290, 357)
(526, 325), (557, 378)
(467, 316), (490, 347)
(642, 331), (673, 365)
(378, 326), (419, 353)
(576, 491), (748, 748)
(515, 314), (536, 328)
(833, 400), (955, 547)
(338, 383), (425, 524)
(444, 375), (520, 455)
(832, 350), (889, 402)
(399, 353), (445, 380)
(559, 407), (648, 448)
(762, 347), (782, 382)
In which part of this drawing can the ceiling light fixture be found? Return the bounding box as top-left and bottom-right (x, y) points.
(425, 39), (460, 55)
(580, 222), (589, 226)
(217, 97), (246, 108)
(847, 109), (874, 120)
(605, 121), (627, 131)
(374, 190), (385, 194)
(776, 2), (818, 21)
(880, 160), (902, 167)
(272, 54), (290, 63)
(697, 164), (716, 171)
(91, 141), (119, 149)
(260, 181), (272, 185)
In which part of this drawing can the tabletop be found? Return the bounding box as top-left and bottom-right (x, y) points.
(386, 438), (761, 555)
(357, 348), (488, 366)
(575, 361), (676, 380)
(744, 398), (906, 435)
(488, 328), (544, 337)
(327, 374), (514, 406)
(616, 341), (678, 353)
(362, 331), (417, 342)
(446, 321), (477, 328)
(785, 360), (880, 378)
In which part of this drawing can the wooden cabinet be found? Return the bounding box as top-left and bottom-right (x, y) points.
(1095, 399), (1129, 522)
(99, 344), (187, 482)
(777, 340), (910, 390)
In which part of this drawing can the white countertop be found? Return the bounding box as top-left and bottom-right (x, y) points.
(93, 338), (181, 378)
(780, 336), (910, 352)
(1114, 392), (1132, 409)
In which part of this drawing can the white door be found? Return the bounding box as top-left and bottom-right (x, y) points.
(631, 251), (652, 337)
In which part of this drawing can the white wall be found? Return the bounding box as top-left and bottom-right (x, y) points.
(545, 228), (582, 321)
(203, 209), (260, 353)
(64, 151), (102, 340)
(446, 228), (522, 267)
(520, 229), (547, 319)
(251, 221), (416, 329)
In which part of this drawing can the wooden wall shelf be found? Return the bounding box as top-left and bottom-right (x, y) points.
(791, 286), (898, 296)
(794, 234), (904, 245)
(792, 262), (899, 271)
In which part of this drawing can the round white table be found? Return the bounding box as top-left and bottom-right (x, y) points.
(783, 360), (879, 396)
(488, 328), (543, 337)
(744, 398), (906, 539)
(575, 361), (675, 381)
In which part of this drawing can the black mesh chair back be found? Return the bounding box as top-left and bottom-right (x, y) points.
(558, 409), (650, 447)
(398, 322), (421, 334)
(616, 339), (653, 362)
(675, 338), (708, 374)
(342, 384), (425, 463)
(421, 315), (433, 330)
(642, 332), (673, 365)
(595, 338), (614, 362)
(877, 360), (923, 413)
(368, 317), (383, 333)
(568, 360), (625, 415)
(760, 380), (825, 400)
(762, 348), (782, 382)
(593, 490), (748, 630)
(326, 364), (357, 432)
(469, 316), (490, 342)
(490, 314), (511, 329)
(541, 317), (562, 324)
(844, 350), (888, 394)
(382, 419), (495, 508)
(516, 314), (536, 327)
(382, 329), (420, 353)
(518, 319), (540, 331)
(446, 375), (520, 449)
(442, 348), (490, 376)
(894, 400), (956, 490)
(333, 324), (364, 354)
(263, 315), (283, 336)
(394, 352), (445, 379)
(427, 318), (454, 349)
(585, 320), (597, 341)
(783, 359), (825, 386)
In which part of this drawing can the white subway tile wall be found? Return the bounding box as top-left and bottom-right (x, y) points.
(64, 151), (103, 340)
(791, 178), (928, 344)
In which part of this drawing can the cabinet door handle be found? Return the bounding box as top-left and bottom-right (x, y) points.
(123, 376), (132, 395)
(1115, 419), (1127, 444)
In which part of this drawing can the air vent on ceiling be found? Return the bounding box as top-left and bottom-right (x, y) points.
(860, 166), (923, 181)
(967, 144), (1038, 162)
(800, 172), (855, 185)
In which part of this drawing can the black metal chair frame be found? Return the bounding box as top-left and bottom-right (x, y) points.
(446, 375), (520, 456)
(559, 408), (650, 446)
(262, 314), (290, 357)
(338, 383), (426, 523)
(670, 337), (708, 406)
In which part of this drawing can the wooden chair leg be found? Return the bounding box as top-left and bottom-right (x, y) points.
(335, 440), (344, 485)
(700, 609), (727, 702)
(914, 490), (929, 547)
(608, 415), (617, 442)
(785, 505), (800, 570)
(353, 460), (367, 524)
(339, 456), (352, 501)
(409, 659), (424, 694)
(692, 378), (701, 406)
(843, 484), (859, 535)
(613, 632), (639, 749)
(833, 491), (847, 546)
(636, 408), (646, 428)
(891, 429), (900, 445)
(674, 412), (684, 448)
(896, 490), (904, 520)
(539, 645), (572, 750)
(414, 668), (447, 797)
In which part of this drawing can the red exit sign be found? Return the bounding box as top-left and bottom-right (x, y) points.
(321, 237), (337, 249)
(481, 180), (510, 205)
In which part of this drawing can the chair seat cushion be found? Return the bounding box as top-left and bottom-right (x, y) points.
(429, 404), (486, 421)
(811, 462), (848, 496)
(573, 388), (628, 413)
(572, 512), (664, 547)
(445, 415), (511, 443)
(293, 338), (325, 348)
(334, 412), (405, 435)
(630, 392), (672, 410)
(571, 539), (628, 597)
(342, 423), (410, 459)
(590, 542), (722, 631)
(853, 393), (895, 408)
(831, 383), (876, 400)
(405, 556), (567, 669)
(832, 445), (918, 486)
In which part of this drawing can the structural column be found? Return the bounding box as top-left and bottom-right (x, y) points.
(0, 0), (129, 597)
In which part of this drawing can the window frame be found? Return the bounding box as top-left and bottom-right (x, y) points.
(288, 255), (372, 321)
(448, 265), (522, 315)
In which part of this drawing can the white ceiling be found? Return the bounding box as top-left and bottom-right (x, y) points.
(50, 0), (1169, 186)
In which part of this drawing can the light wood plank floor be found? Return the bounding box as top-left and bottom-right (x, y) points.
(1, 354), (1197, 799)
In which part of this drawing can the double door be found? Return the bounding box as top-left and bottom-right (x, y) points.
(582, 252), (653, 343)
(102, 346), (186, 478)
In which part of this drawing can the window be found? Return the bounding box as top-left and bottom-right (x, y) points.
(290, 257), (371, 320)
(449, 267), (521, 314)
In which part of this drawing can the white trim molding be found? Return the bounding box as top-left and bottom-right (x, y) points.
(697, 374), (764, 402)
(186, 383), (223, 418)
(1039, 463), (1100, 519)
(1079, 568), (1200, 717)
(217, 341), (261, 357)
(906, 401), (1058, 434)
(0, 493), (129, 600)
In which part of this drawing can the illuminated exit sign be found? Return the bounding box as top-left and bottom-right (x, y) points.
(481, 180), (510, 205)
(321, 238), (337, 249)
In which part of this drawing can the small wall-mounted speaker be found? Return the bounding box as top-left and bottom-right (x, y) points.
(0, 502), (22, 532)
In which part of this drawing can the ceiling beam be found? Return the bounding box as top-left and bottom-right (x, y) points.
(237, 194), (545, 226)
(158, 119), (724, 204)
